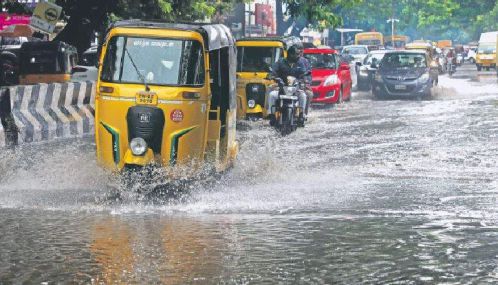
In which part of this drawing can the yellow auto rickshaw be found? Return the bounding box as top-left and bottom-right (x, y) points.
(236, 37), (301, 120)
(95, 20), (238, 174)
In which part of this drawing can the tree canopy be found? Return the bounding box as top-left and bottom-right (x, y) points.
(3, 0), (498, 50)
(341, 0), (498, 43)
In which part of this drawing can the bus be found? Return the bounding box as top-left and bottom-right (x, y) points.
(385, 35), (409, 49)
(355, 32), (383, 50)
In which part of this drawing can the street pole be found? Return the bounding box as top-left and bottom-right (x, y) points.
(387, 18), (399, 48)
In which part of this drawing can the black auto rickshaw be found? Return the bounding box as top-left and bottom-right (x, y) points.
(18, 41), (78, 85)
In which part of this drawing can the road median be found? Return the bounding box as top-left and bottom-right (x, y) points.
(0, 81), (95, 147)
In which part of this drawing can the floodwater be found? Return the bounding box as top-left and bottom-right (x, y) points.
(0, 64), (497, 284)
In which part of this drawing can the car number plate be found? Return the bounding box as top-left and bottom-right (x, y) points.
(136, 92), (158, 105)
(394, 84), (407, 90)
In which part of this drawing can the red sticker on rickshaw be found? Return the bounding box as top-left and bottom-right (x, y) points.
(170, 109), (184, 123)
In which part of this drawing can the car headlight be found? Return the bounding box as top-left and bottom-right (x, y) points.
(324, 74), (339, 86)
(419, 73), (430, 82)
(130, 137), (147, 156)
(248, 99), (256, 108)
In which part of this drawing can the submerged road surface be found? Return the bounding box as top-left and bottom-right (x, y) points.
(0, 64), (497, 284)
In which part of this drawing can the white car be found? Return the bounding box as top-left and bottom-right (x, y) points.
(465, 48), (476, 63)
(341, 45), (369, 64)
(71, 65), (98, 82)
(72, 46), (98, 82)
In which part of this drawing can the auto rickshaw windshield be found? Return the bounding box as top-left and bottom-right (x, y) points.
(237, 46), (283, 72)
(101, 36), (205, 86)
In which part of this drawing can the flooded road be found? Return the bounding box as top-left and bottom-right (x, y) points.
(1, 64), (497, 284)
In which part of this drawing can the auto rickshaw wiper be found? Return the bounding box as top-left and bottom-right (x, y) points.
(124, 48), (150, 91)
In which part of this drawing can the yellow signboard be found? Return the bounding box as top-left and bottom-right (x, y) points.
(30, 2), (62, 33)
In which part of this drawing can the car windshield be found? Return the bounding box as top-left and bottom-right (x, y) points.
(381, 53), (427, 69)
(101, 36), (205, 86)
(364, 53), (386, 65)
(358, 40), (381, 46)
(237, 46), (283, 72)
(304, 53), (338, 69)
(478, 45), (496, 54)
(345, 46), (368, 55)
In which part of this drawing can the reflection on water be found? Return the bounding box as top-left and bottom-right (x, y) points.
(0, 65), (497, 283)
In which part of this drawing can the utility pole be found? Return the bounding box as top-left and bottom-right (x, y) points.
(387, 18), (399, 48)
(387, 0), (399, 48)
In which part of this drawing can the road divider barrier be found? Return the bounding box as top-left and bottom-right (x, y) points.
(0, 81), (95, 147)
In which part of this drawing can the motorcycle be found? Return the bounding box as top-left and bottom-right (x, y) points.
(269, 76), (305, 136)
(447, 57), (456, 76)
(438, 56), (447, 74)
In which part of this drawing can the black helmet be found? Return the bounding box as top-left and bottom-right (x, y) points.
(287, 46), (299, 62)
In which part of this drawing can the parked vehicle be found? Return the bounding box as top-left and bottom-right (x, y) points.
(96, 20), (238, 176)
(0, 25), (41, 85)
(236, 37), (286, 120)
(304, 48), (352, 103)
(356, 50), (389, 90)
(18, 41), (78, 85)
(371, 51), (438, 100)
(476, 31), (498, 71)
(354, 32), (384, 50)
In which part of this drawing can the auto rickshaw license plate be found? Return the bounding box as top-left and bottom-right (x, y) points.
(136, 92), (158, 105)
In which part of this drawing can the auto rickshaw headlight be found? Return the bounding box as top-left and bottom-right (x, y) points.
(248, 99), (256, 108)
(130, 138), (147, 156)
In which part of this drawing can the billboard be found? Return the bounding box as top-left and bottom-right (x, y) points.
(0, 13), (31, 31)
(255, 4), (274, 28)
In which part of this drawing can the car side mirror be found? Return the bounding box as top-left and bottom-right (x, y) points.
(339, 63), (350, 71)
(356, 61), (362, 67)
(71, 66), (87, 74)
(370, 63), (378, 69)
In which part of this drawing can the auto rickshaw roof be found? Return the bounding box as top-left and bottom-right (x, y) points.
(237, 36), (302, 50)
(110, 20), (235, 51)
(20, 40), (77, 52)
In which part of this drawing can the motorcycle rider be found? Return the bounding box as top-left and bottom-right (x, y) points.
(446, 48), (456, 73)
(296, 43), (313, 117)
(267, 45), (309, 126)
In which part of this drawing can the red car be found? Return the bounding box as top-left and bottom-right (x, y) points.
(304, 48), (353, 104)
